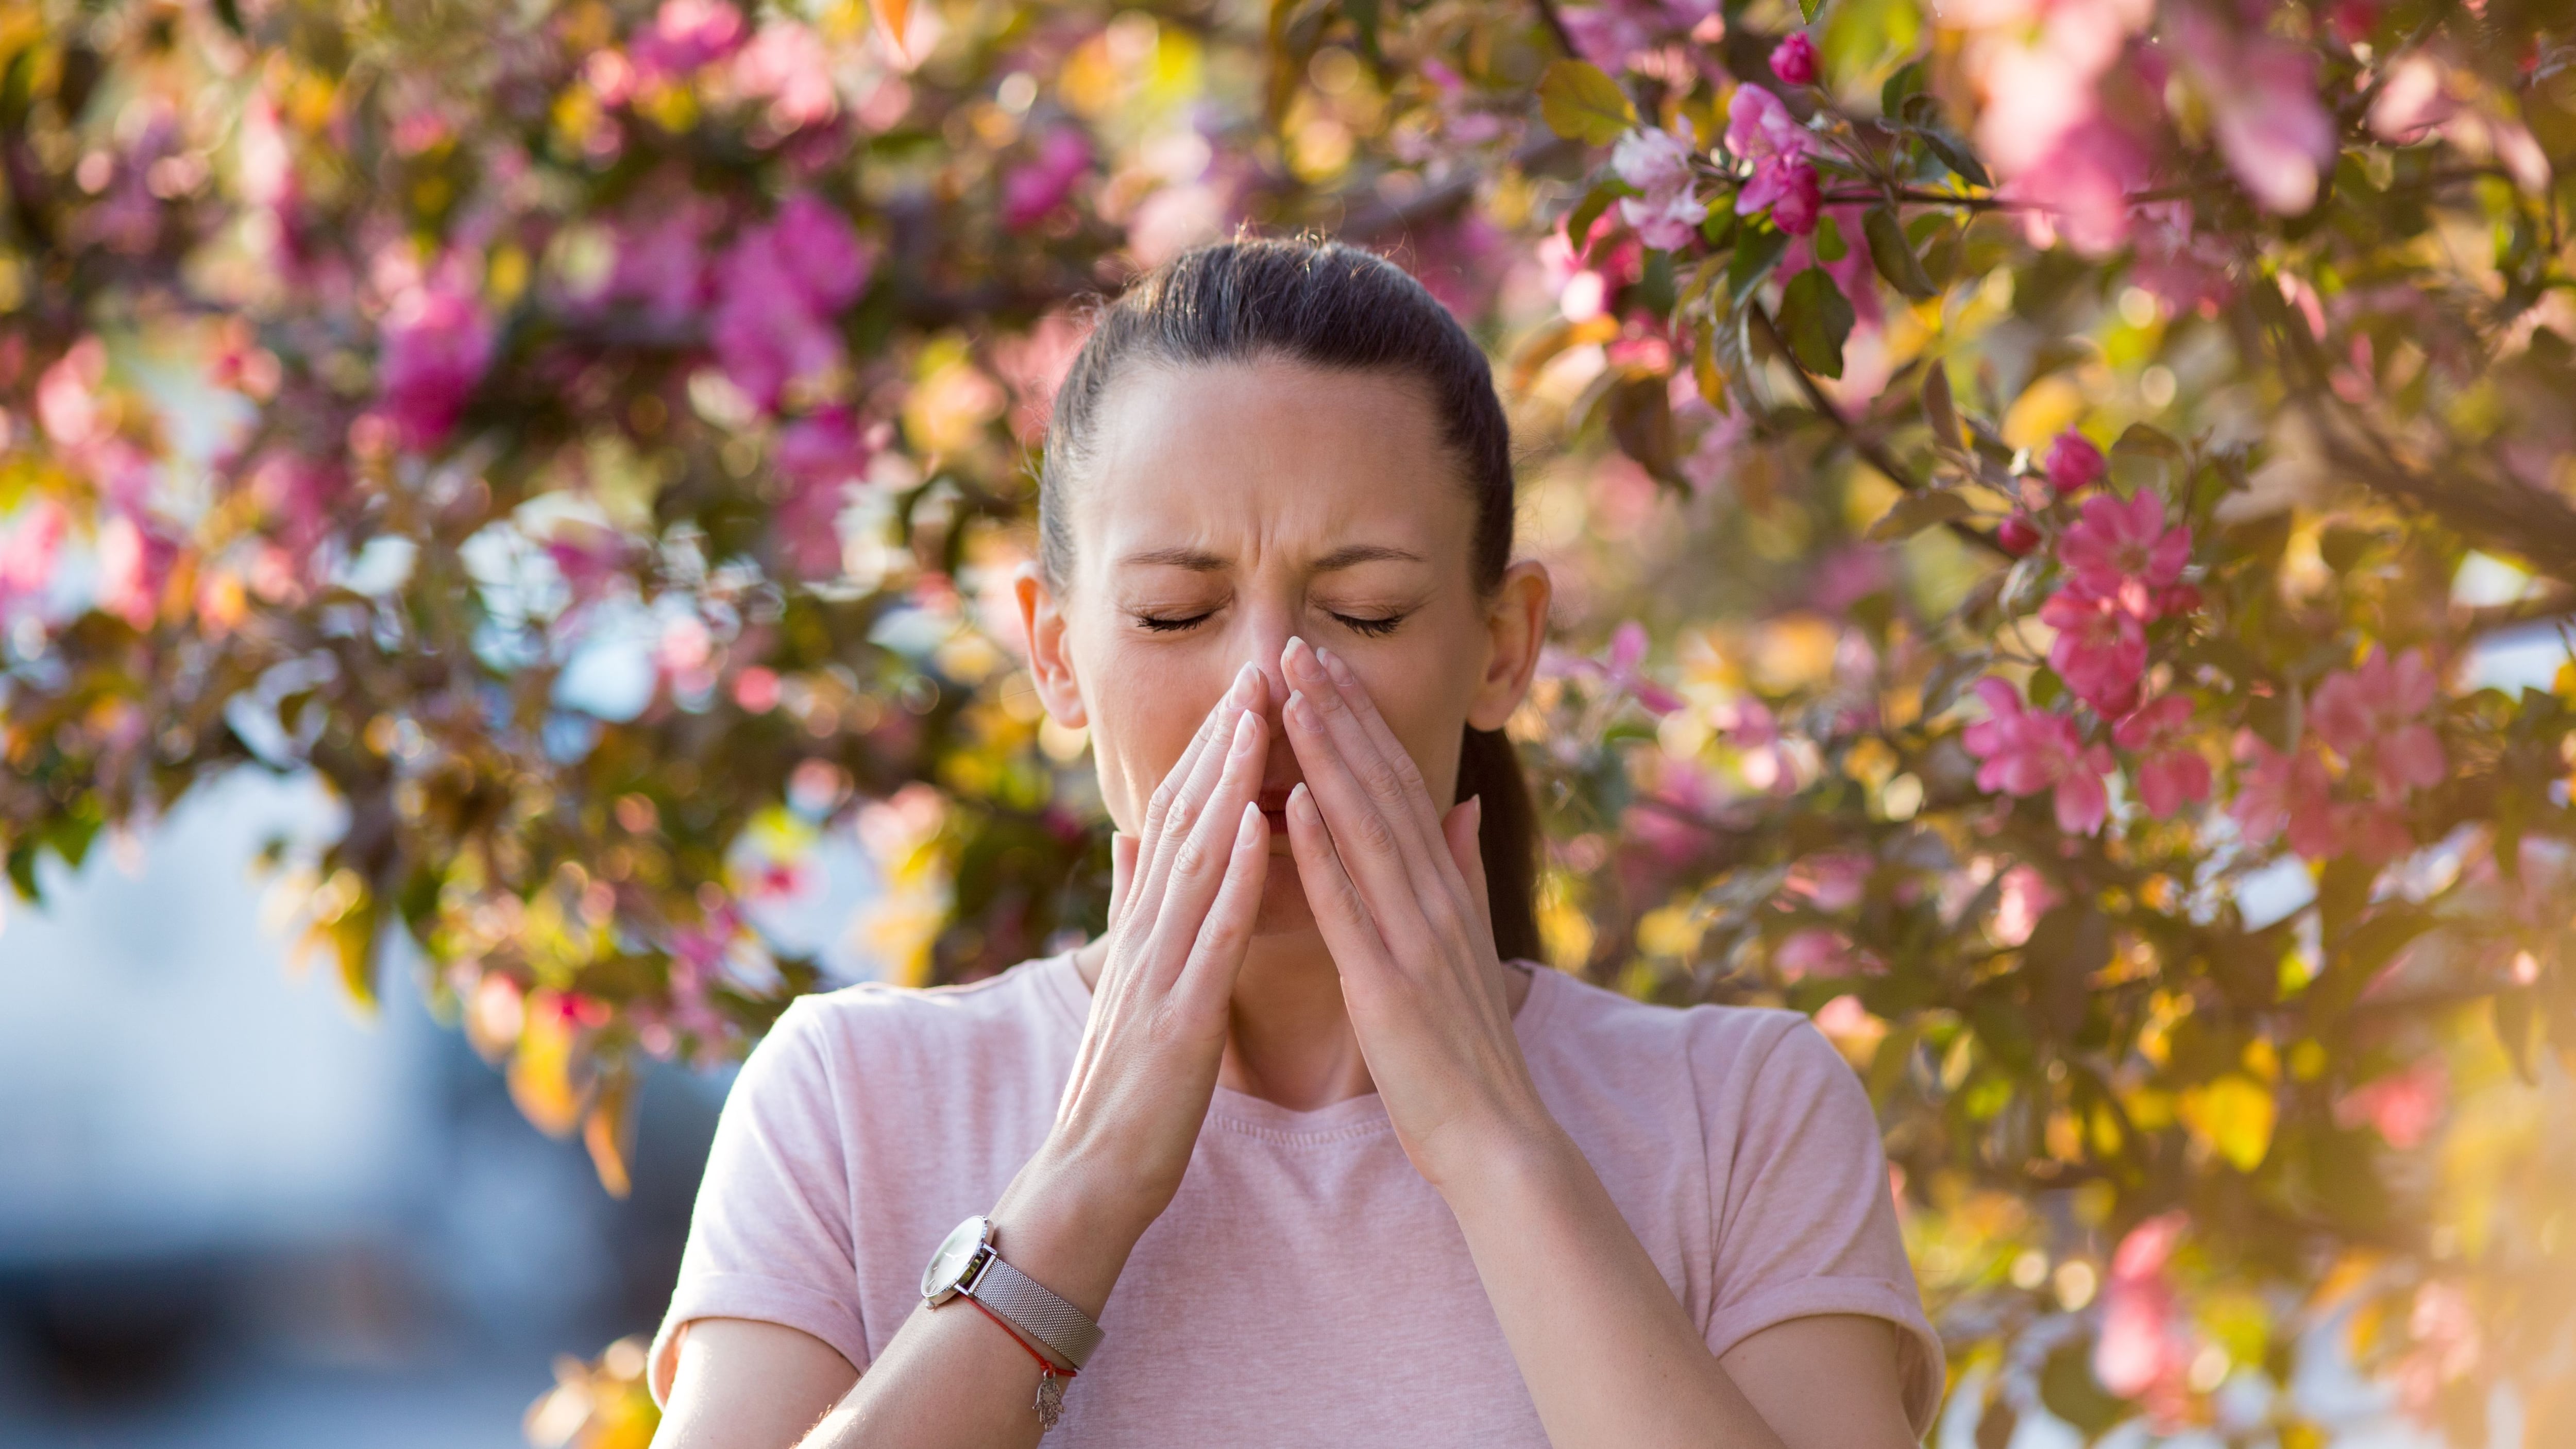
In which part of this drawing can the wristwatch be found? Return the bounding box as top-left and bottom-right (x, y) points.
(920, 1214), (1106, 1373)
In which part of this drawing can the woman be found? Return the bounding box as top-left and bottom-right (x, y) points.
(648, 236), (1943, 1449)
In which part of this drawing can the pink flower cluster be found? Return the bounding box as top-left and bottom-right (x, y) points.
(710, 191), (876, 411)
(1552, 620), (1684, 715)
(375, 262), (497, 451)
(2094, 1212), (2197, 1426)
(1724, 85), (1820, 236)
(1002, 129), (1095, 232)
(1557, 0), (1721, 76)
(2040, 489), (2193, 719)
(2231, 648), (2447, 864)
(1611, 121), (1707, 251)
(770, 406), (882, 579)
(1963, 677), (2115, 834)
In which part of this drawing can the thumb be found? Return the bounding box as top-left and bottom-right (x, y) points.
(1108, 830), (1140, 931)
(1442, 796), (1492, 930)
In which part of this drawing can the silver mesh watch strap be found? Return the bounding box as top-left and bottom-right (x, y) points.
(964, 1250), (1105, 1370)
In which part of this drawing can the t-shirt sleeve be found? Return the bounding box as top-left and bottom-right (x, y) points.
(648, 997), (870, 1406)
(1699, 1013), (1946, 1438)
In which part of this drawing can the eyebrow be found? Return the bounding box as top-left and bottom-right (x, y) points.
(1113, 544), (1428, 572)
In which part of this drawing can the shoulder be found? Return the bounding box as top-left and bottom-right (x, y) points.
(743, 953), (1081, 1096)
(1527, 966), (1825, 1085)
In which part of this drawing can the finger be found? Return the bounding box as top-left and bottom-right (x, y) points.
(1139, 706), (1267, 982)
(1281, 642), (1452, 898)
(1281, 686), (1447, 950)
(1137, 666), (1260, 914)
(1172, 800), (1270, 1018)
(1283, 780), (1393, 984)
(1312, 642), (1451, 854)
(1443, 795), (1497, 947)
(1141, 667), (1250, 850)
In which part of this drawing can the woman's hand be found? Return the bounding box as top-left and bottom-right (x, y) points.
(1001, 661), (1276, 1251)
(1275, 636), (1558, 1192)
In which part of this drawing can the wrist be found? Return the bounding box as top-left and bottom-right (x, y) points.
(983, 1139), (1159, 1319)
(1423, 1111), (1583, 1207)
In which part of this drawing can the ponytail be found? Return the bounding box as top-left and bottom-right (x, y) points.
(1458, 724), (1541, 964)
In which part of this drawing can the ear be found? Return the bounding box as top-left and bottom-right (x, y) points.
(1466, 558), (1551, 733)
(1015, 563), (1089, 729)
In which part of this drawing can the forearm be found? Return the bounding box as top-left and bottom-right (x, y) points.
(800, 1146), (1148, 1449)
(1441, 1123), (1788, 1449)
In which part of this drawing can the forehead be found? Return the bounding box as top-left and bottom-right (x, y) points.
(1072, 357), (1472, 572)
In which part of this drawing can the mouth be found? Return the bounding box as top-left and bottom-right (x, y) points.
(1257, 785), (1297, 834)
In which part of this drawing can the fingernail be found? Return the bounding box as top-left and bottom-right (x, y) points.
(1240, 799), (1263, 833)
(1316, 645), (1351, 686)
(1231, 707), (1259, 754)
(1284, 689), (1307, 725)
(1284, 636), (1317, 679)
(1289, 781), (1316, 819)
(1228, 662), (1256, 707)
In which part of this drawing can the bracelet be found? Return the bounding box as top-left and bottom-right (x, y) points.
(962, 1292), (1076, 1430)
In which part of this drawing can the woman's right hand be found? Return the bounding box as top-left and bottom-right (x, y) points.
(980, 663), (1273, 1300)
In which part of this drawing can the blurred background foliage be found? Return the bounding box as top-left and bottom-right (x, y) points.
(5, 0), (2575, 1442)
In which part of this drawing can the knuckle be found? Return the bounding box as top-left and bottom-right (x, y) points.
(1351, 806), (1401, 854)
(1169, 831), (1214, 881)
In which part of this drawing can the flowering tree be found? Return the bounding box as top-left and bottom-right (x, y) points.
(8, 0), (2575, 1442)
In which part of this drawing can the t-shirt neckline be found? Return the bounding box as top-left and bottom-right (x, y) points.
(1027, 948), (1564, 1142)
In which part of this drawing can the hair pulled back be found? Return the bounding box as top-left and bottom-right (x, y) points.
(1037, 233), (1542, 964)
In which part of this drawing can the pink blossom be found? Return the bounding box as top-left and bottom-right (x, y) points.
(2334, 1057), (2447, 1149)
(2095, 1212), (2195, 1409)
(1726, 86), (1820, 235)
(2170, 8), (2336, 216)
(726, 20), (840, 129)
(1562, 620), (1684, 714)
(376, 268), (496, 451)
(1612, 122), (1708, 250)
(607, 196), (721, 325)
(2394, 1280), (2482, 1419)
(1740, 156), (1820, 235)
(2006, 114), (2159, 254)
(1996, 515), (2041, 556)
(1776, 927), (1882, 981)
(0, 499), (68, 612)
(1991, 864), (2058, 946)
(1962, 677), (2114, 834)
(95, 510), (180, 629)
(709, 194), (874, 411)
(1672, 395), (1749, 496)
(2310, 647), (2447, 798)
(1557, 0), (1719, 74)
(1787, 851), (1871, 912)
(630, 0), (747, 83)
(2045, 429), (2106, 495)
(37, 337), (108, 448)
(2058, 490), (2191, 612)
(1002, 129), (1094, 231)
(2040, 589), (2146, 718)
(770, 406), (874, 579)
(2231, 732), (2340, 862)
(2113, 694), (2210, 817)
(1769, 32), (1818, 86)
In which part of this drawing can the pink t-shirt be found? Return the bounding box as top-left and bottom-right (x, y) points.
(650, 952), (1944, 1442)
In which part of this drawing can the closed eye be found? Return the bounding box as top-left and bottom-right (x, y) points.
(1132, 610), (1215, 633)
(1331, 611), (1407, 638)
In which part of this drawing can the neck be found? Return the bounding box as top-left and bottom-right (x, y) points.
(1070, 925), (1534, 1114)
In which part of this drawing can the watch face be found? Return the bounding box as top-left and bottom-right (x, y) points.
(921, 1215), (990, 1300)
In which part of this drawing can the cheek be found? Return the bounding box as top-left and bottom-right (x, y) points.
(1083, 639), (1228, 829)
(1343, 649), (1478, 805)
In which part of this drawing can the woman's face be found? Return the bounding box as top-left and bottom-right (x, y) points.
(1019, 357), (1548, 937)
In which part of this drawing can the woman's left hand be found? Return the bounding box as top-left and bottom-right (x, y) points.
(1276, 635), (1559, 1191)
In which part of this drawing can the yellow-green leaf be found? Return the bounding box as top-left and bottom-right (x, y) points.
(2180, 1073), (2277, 1172)
(1539, 59), (1636, 146)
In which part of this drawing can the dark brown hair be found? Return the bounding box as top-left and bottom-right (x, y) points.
(1037, 233), (1542, 963)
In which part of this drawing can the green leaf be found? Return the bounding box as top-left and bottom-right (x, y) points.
(1921, 128), (1991, 188)
(2040, 1336), (2133, 1433)
(1814, 214), (1846, 263)
(1778, 268), (1855, 379)
(1605, 371), (1682, 487)
(1729, 225), (1791, 306)
(1863, 206), (1937, 298)
(1922, 362), (1962, 452)
(1565, 177), (1637, 258)
(1799, 0), (1824, 21)
(1343, 0), (1381, 63)
(1880, 58), (1924, 118)
(1866, 487), (1971, 541)
(1538, 59), (1637, 145)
